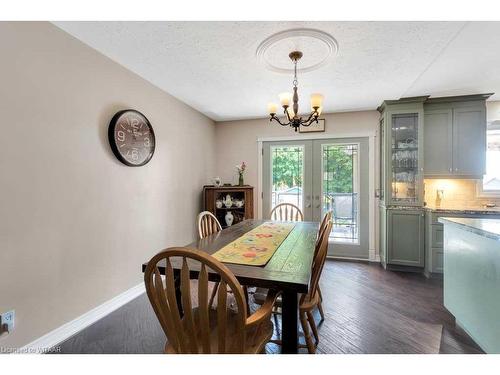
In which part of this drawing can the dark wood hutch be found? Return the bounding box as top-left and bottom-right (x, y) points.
(202, 185), (254, 228)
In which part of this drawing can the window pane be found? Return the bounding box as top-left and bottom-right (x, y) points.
(322, 144), (359, 244)
(271, 146), (304, 211)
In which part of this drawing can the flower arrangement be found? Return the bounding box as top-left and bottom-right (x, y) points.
(236, 161), (246, 186)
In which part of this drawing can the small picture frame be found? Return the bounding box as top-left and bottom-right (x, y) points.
(299, 118), (325, 133)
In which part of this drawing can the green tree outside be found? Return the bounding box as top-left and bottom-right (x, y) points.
(272, 146), (354, 193)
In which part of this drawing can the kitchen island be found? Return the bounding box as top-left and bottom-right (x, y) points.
(439, 217), (500, 353)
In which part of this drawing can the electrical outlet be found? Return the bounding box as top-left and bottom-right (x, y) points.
(1, 310), (15, 333)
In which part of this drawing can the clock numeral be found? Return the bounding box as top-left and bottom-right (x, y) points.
(117, 130), (125, 142)
(127, 149), (140, 161)
(144, 137), (150, 147)
(131, 118), (140, 130)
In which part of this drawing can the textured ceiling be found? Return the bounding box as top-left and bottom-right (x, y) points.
(53, 21), (500, 121)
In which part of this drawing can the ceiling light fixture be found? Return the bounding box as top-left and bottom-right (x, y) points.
(267, 51), (324, 132)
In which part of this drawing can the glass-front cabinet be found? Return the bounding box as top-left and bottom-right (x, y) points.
(378, 98), (425, 207)
(390, 112), (420, 204)
(378, 97), (426, 270)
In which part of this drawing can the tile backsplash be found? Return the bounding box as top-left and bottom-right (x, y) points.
(424, 179), (500, 208)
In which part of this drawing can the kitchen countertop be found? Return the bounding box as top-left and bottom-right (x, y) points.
(438, 217), (500, 241)
(424, 204), (500, 214)
(380, 203), (500, 214)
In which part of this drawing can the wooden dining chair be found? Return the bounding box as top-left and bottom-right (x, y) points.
(197, 211), (222, 239)
(270, 203), (303, 222)
(299, 220), (333, 353)
(144, 247), (280, 354)
(314, 210), (332, 321)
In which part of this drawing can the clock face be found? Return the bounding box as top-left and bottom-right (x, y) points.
(108, 110), (155, 166)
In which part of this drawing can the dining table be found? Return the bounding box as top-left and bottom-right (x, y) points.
(141, 219), (318, 354)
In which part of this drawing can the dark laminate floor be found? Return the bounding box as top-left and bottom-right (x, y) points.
(55, 260), (484, 354)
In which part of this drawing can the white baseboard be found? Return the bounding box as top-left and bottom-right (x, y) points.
(326, 254), (380, 263)
(18, 283), (145, 354)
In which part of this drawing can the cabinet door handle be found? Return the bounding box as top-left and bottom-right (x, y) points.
(449, 168), (452, 172)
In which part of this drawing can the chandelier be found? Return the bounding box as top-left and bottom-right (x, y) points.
(267, 51), (324, 132)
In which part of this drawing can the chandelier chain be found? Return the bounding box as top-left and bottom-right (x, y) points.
(293, 60), (298, 87)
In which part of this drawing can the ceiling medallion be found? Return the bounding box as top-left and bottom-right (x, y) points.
(256, 28), (338, 74)
(267, 51), (324, 132)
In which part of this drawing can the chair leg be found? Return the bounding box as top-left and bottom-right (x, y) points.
(316, 287), (325, 321)
(307, 311), (319, 346)
(208, 281), (219, 308)
(317, 300), (325, 321)
(299, 312), (315, 354)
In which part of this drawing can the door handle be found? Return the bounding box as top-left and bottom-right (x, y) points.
(316, 204), (321, 208)
(305, 203), (312, 208)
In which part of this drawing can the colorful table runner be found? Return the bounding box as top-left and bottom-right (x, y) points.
(213, 221), (296, 266)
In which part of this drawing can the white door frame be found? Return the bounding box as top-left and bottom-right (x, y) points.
(257, 131), (379, 262)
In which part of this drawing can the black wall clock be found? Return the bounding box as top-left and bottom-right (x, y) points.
(108, 109), (156, 167)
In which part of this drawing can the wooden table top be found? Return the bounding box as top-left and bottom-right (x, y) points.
(142, 219), (318, 293)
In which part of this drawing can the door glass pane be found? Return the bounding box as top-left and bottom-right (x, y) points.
(271, 146), (304, 211)
(322, 144), (359, 244)
(391, 113), (419, 204)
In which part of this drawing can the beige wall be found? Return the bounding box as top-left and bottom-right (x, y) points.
(214, 111), (380, 218)
(0, 22), (216, 348)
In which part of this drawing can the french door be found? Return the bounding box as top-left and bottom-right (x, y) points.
(262, 137), (369, 258)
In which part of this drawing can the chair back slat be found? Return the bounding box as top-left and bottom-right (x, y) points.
(152, 268), (174, 342)
(197, 264), (211, 353)
(180, 257), (198, 352)
(164, 258), (186, 352)
(270, 203), (303, 222)
(144, 247), (247, 354)
(198, 211), (222, 239)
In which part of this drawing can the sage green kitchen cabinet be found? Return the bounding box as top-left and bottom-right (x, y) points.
(424, 210), (500, 277)
(423, 94), (491, 178)
(453, 106), (487, 176)
(424, 108), (453, 176)
(386, 208), (425, 267)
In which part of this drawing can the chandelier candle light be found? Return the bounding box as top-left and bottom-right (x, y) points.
(267, 51), (324, 132)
